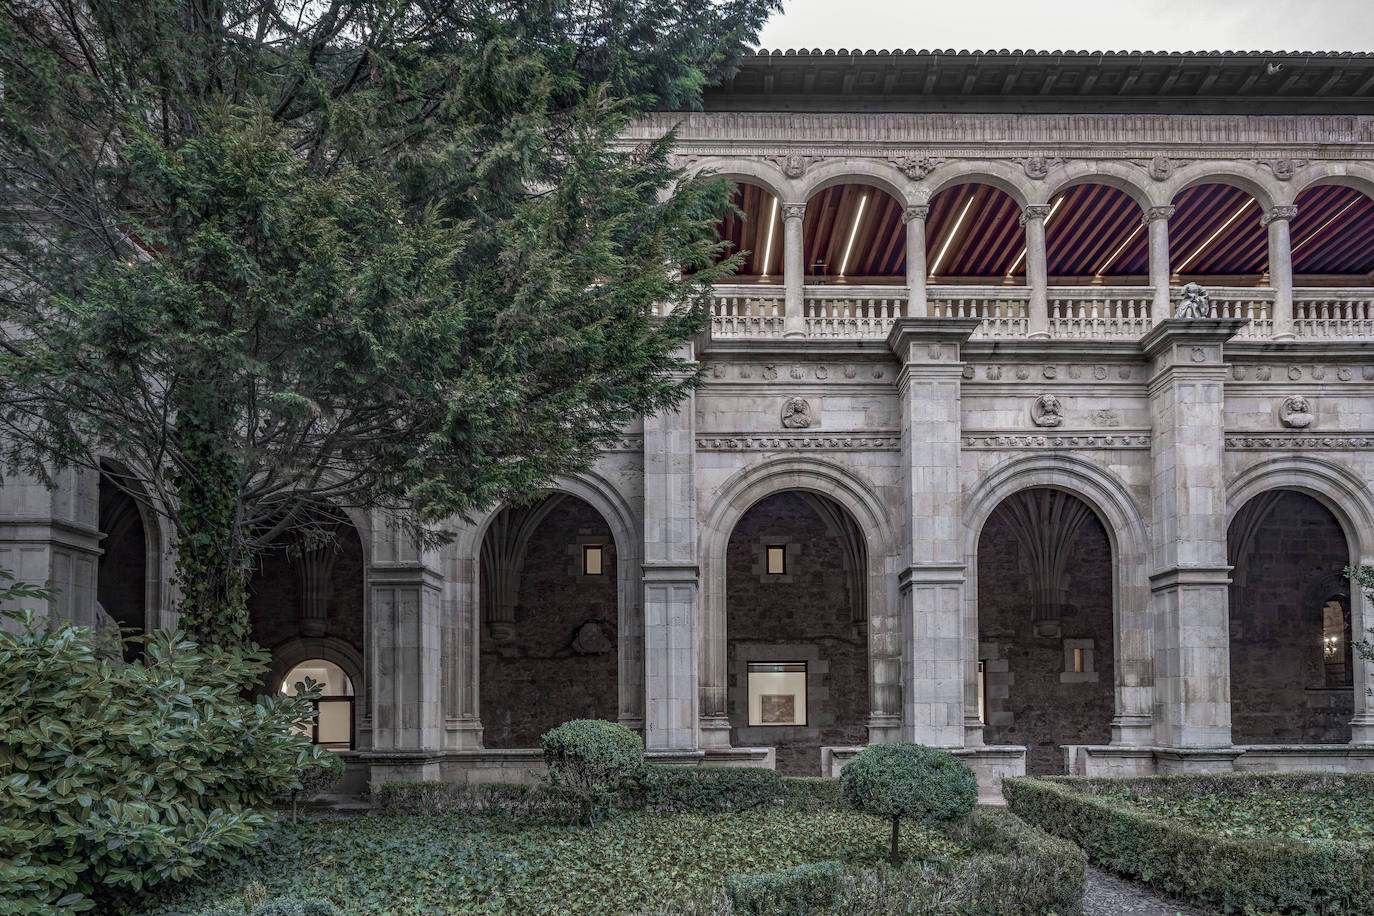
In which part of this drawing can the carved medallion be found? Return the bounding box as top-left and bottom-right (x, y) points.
(781, 397), (815, 429)
(1279, 396), (1315, 429)
(1031, 394), (1065, 428)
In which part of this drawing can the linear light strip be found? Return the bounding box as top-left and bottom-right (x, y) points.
(1175, 200), (1253, 274)
(1290, 198), (1360, 257)
(838, 194), (868, 277)
(1006, 197), (1064, 277)
(1094, 223), (1146, 278)
(929, 196), (975, 278)
(760, 196), (779, 277)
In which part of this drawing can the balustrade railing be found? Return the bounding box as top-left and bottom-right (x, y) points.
(1294, 290), (1374, 339)
(710, 285), (785, 337)
(928, 286), (1029, 337)
(1048, 288), (1153, 339)
(804, 286), (907, 338)
(702, 283), (1374, 341)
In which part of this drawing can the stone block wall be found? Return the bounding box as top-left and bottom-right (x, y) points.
(977, 490), (1115, 774)
(1228, 489), (1353, 744)
(725, 491), (868, 775)
(480, 497), (619, 748)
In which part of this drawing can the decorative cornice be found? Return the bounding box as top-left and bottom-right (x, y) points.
(696, 435), (902, 451)
(962, 433), (1152, 450)
(1226, 434), (1374, 450)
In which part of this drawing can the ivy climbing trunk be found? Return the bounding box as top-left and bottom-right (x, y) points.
(172, 398), (250, 648)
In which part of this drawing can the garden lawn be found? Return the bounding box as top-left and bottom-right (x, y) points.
(1110, 786), (1374, 843)
(135, 809), (964, 915)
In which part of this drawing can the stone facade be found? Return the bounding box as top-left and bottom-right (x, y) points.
(5, 51), (1374, 792)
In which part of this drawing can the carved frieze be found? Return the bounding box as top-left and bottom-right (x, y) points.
(1230, 365), (1373, 383)
(1226, 435), (1374, 450)
(696, 435), (902, 451)
(972, 364), (1140, 383)
(963, 433), (1152, 449)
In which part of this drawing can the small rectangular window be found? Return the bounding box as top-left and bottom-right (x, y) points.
(977, 660), (987, 725)
(582, 544), (604, 576)
(766, 545), (786, 575)
(747, 661), (807, 726)
(1073, 647), (1085, 674)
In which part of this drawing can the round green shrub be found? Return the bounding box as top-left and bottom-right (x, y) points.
(841, 743), (978, 862)
(540, 719), (644, 822)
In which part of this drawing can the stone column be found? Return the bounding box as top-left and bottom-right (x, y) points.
(1141, 319), (1247, 759)
(1021, 205), (1052, 338)
(1264, 205), (1297, 339)
(643, 350), (701, 754)
(0, 466), (101, 632)
(904, 205), (930, 318)
(782, 203), (807, 338)
(295, 535), (338, 639)
(887, 318), (981, 747)
(1352, 558), (1374, 744)
(1146, 206), (1175, 324)
(368, 510), (445, 780)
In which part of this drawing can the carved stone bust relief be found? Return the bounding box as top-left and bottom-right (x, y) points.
(781, 397), (814, 429)
(1031, 394), (1065, 428)
(1279, 396), (1314, 429)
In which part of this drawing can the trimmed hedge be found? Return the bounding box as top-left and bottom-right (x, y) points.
(725, 861), (843, 915)
(638, 766), (782, 814)
(1005, 774), (1374, 915)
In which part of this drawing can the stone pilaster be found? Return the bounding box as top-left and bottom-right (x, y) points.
(1021, 206), (1052, 338)
(782, 203), (807, 339)
(0, 466), (102, 631)
(887, 318), (981, 747)
(1145, 206), (1175, 324)
(904, 205), (929, 318)
(1264, 205), (1297, 340)
(1352, 560), (1374, 744)
(1141, 319), (1247, 751)
(368, 510), (444, 767)
(644, 350), (701, 752)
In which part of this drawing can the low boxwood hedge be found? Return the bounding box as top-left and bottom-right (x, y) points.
(1005, 774), (1374, 915)
(725, 861), (844, 914)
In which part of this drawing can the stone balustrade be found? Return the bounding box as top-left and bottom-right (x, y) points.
(698, 283), (1374, 341)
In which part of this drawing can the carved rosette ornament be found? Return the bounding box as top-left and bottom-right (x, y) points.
(768, 154), (821, 179)
(1143, 205), (1176, 224)
(1279, 396), (1315, 429)
(1030, 394), (1065, 428)
(1019, 205), (1054, 226)
(781, 203), (807, 222)
(781, 397), (815, 429)
(1015, 156), (1061, 180)
(902, 205), (930, 223)
(1255, 158), (1308, 181)
(1147, 156), (1174, 181)
(1262, 205), (1299, 226)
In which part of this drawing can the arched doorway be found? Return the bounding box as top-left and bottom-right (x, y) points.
(479, 494), (620, 747)
(1228, 489), (1353, 743)
(725, 490), (868, 775)
(976, 488), (1115, 774)
(281, 658), (356, 750)
(97, 465), (150, 660)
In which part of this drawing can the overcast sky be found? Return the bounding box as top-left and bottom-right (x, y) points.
(756, 0), (1374, 53)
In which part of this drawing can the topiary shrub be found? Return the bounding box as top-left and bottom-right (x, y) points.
(540, 719), (644, 823)
(841, 743), (978, 864)
(0, 606), (337, 916)
(724, 860), (843, 915)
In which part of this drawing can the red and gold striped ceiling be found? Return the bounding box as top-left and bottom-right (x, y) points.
(714, 181), (1374, 282)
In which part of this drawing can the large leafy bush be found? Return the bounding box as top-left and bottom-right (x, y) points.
(0, 608), (339, 916)
(841, 743), (978, 863)
(540, 719), (643, 823)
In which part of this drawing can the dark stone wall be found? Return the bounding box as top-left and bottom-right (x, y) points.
(977, 491), (1115, 775)
(480, 496), (619, 748)
(246, 525), (367, 677)
(726, 491), (868, 776)
(1229, 490), (1353, 744)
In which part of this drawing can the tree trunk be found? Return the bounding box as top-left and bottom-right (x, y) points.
(172, 398), (251, 648)
(889, 815), (901, 864)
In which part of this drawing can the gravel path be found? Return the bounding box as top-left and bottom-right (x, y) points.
(1082, 866), (1218, 916)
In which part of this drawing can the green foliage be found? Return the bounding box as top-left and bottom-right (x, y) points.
(190, 897), (340, 916)
(1005, 774), (1374, 915)
(541, 719), (644, 822)
(135, 809), (964, 915)
(0, 0), (779, 647)
(0, 611), (336, 916)
(778, 777), (847, 812)
(637, 765), (783, 814)
(841, 744), (978, 863)
(370, 781), (573, 818)
(724, 861), (843, 915)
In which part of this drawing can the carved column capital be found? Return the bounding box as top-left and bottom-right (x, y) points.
(781, 203), (807, 221)
(1143, 205), (1176, 224)
(1019, 205), (1054, 225)
(902, 204), (930, 223)
(1262, 205), (1298, 226)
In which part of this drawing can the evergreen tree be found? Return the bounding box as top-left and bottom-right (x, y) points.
(0, 0), (776, 645)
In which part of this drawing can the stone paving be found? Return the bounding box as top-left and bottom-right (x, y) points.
(1082, 866), (1217, 916)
